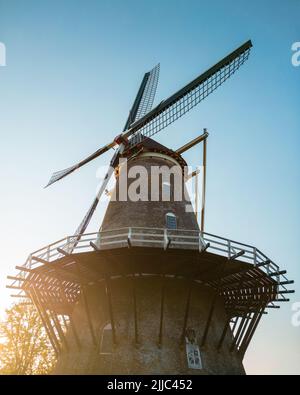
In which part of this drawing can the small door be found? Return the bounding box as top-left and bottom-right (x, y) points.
(99, 323), (113, 354)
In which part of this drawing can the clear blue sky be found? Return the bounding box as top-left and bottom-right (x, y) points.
(0, 0), (299, 374)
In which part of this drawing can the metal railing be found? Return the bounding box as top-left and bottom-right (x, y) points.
(17, 227), (278, 271)
(11, 227), (291, 301)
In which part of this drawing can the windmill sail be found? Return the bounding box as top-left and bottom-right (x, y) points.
(133, 63), (160, 122)
(127, 40), (252, 146)
(46, 65), (160, 188)
(123, 63), (160, 130)
(45, 141), (115, 187)
(61, 146), (122, 254)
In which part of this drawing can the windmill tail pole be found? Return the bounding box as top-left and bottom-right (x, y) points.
(176, 130), (209, 155)
(201, 128), (208, 232)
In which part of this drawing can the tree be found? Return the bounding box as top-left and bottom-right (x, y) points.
(0, 303), (56, 375)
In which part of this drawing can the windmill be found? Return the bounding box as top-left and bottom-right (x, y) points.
(7, 40), (294, 375)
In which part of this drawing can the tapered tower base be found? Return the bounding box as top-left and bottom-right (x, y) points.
(54, 275), (245, 375)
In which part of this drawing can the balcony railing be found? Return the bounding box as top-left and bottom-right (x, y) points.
(10, 227), (291, 304)
(17, 227), (279, 272)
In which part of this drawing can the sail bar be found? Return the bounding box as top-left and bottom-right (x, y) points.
(126, 40), (252, 147)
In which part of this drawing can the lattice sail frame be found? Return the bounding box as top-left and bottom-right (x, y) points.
(134, 63), (160, 122)
(129, 47), (251, 147)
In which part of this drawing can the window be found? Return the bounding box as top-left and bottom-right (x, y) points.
(166, 212), (177, 229)
(99, 323), (113, 354)
(162, 181), (171, 201)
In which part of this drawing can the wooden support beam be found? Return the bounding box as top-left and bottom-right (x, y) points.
(200, 242), (210, 253)
(15, 266), (32, 273)
(238, 311), (259, 354)
(132, 275), (138, 344)
(34, 288), (62, 353)
(279, 280), (294, 286)
(201, 290), (218, 347)
(42, 287), (70, 352)
(186, 169), (200, 181)
(31, 256), (52, 265)
(105, 276), (117, 345)
(221, 282), (277, 293)
(200, 133), (207, 232)
(56, 248), (98, 282)
(240, 306), (265, 357)
(223, 289), (277, 299)
(195, 168), (199, 222)
(239, 305), (264, 357)
(16, 257), (82, 351)
(255, 259), (271, 268)
(229, 250), (245, 261)
(48, 308), (69, 352)
(32, 255), (81, 350)
(180, 282), (193, 344)
(57, 248), (97, 346)
(232, 273), (245, 343)
(201, 263), (226, 346)
(77, 275), (97, 346)
(29, 289), (59, 357)
(158, 275), (166, 347)
(30, 287), (61, 355)
(220, 269), (286, 291)
(270, 270), (287, 277)
(234, 313), (252, 351)
(62, 315), (68, 329)
(176, 131), (209, 155)
(7, 275), (27, 282)
(66, 314), (81, 350)
(228, 274), (248, 351)
(32, 256), (82, 284)
(90, 241), (100, 251)
(279, 290), (294, 295)
(19, 302), (33, 306)
(6, 285), (23, 290)
(217, 317), (231, 350)
(230, 312), (249, 352)
(57, 247), (69, 256)
(230, 315), (239, 335)
(165, 238), (171, 250)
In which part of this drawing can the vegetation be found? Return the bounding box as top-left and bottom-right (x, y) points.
(0, 303), (56, 375)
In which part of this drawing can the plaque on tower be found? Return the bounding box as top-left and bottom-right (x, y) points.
(186, 343), (202, 370)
